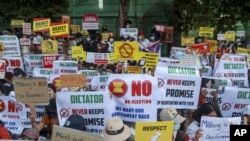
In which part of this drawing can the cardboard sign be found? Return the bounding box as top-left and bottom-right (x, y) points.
(60, 74), (87, 87)
(13, 77), (49, 103)
(52, 125), (104, 141)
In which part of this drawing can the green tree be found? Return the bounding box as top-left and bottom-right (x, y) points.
(172, 0), (250, 45)
(0, 0), (69, 23)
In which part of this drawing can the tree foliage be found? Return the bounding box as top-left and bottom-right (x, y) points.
(173, 0), (250, 36)
(0, 0), (69, 23)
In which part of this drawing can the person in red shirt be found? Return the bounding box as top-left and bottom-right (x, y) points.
(0, 120), (12, 139)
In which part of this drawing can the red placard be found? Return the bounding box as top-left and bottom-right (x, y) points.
(42, 56), (57, 68)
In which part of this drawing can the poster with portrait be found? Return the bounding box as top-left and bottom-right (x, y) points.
(41, 40), (58, 54)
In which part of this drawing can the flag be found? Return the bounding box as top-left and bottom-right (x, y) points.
(146, 41), (161, 53)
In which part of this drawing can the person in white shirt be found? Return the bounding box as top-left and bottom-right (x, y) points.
(138, 31), (150, 52)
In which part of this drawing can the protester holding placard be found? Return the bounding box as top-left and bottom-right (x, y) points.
(30, 83), (59, 139)
(186, 103), (222, 141)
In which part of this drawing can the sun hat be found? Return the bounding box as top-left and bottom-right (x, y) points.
(101, 117), (131, 141)
(242, 105), (250, 115)
(22, 128), (39, 140)
(63, 115), (86, 131)
(159, 108), (186, 124)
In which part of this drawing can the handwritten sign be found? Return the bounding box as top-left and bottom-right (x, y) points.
(200, 116), (241, 141)
(52, 125), (104, 141)
(13, 77), (49, 103)
(60, 74), (87, 87)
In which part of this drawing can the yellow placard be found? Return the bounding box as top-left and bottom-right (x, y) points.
(114, 41), (139, 60)
(137, 52), (159, 68)
(108, 53), (125, 63)
(135, 121), (174, 141)
(72, 46), (86, 61)
(101, 33), (112, 41)
(206, 40), (218, 54)
(71, 25), (80, 34)
(0, 42), (4, 55)
(181, 37), (195, 46)
(236, 47), (250, 55)
(41, 40), (58, 54)
(50, 23), (69, 37)
(225, 31), (236, 41)
(11, 19), (24, 27)
(127, 66), (142, 74)
(199, 27), (214, 38)
(33, 18), (50, 32)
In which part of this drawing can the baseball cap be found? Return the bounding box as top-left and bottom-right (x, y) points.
(63, 115), (86, 131)
(242, 105), (250, 115)
(159, 108), (186, 124)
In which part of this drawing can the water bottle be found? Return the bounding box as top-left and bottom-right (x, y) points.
(150, 132), (161, 141)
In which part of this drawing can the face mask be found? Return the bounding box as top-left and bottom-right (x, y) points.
(16, 74), (22, 78)
(139, 36), (143, 40)
(126, 25), (130, 28)
(150, 36), (155, 40)
(109, 38), (114, 42)
(174, 124), (181, 131)
(87, 37), (91, 41)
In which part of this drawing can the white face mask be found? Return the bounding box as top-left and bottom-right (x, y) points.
(109, 38), (114, 42)
(139, 36), (143, 40)
(126, 25), (130, 28)
(87, 37), (91, 41)
(150, 36), (155, 40)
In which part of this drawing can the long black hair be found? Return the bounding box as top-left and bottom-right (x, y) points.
(193, 102), (222, 124)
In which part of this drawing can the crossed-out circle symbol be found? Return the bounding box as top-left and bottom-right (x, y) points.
(60, 108), (69, 118)
(221, 103), (231, 111)
(158, 78), (164, 87)
(16, 103), (23, 111)
(119, 43), (133, 58)
(93, 86), (98, 90)
(54, 69), (59, 74)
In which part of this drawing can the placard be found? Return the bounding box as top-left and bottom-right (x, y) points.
(13, 77), (49, 104)
(60, 74), (87, 87)
(52, 125), (104, 141)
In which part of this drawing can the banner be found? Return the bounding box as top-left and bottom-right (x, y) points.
(106, 74), (159, 122)
(72, 46), (86, 60)
(0, 60), (5, 79)
(11, 19), (24, 27)
(0, 96), (24, 134)
(1, 56), (24, 73)
(162, 26), (173, 43)
(56, 91), (113, 133)
(201, 76), (232, 104)
(170, 47), (186, 59)
(86, 52), (109, 64)
(22, 23), (32, 35)
(137, 52), (159, 68)
(0, 35), (21, 56)
(120, 28), (138, 41)
(91, 75), (109, 91)
(186, 42), (210, 54)
(220, 87), (250, 117)
(42, 54), (67, 69)
(52, 61), (78, 75)
(32, 68), (53, 82)
(155, 62), (201, 109)
(23, 54), (43, 76)
(78, 70), (99, 85)
(33, 18), (50, 32)
(225, 31), (236, 41)
(214, 60), (248, 87)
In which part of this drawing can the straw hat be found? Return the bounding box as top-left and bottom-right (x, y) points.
(159, 108), (186, 124)
(101, 117), (131, 141)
